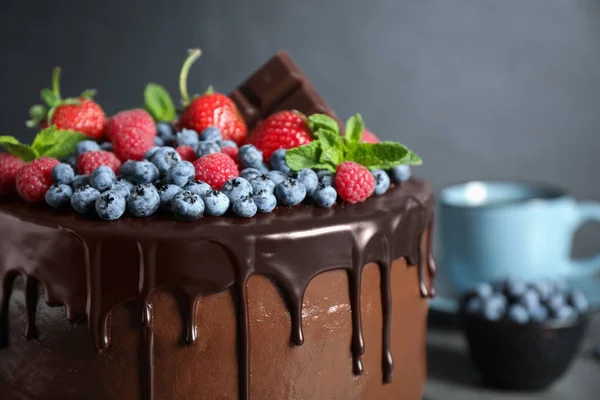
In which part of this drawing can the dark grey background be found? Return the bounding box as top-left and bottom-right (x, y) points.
(1, 0), (600, 254)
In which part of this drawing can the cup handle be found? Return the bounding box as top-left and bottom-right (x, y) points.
(569, 201), (600, 276)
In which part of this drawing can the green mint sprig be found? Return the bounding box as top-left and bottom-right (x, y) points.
(26, 67), (97, 129)
(0, 125), (88, 162)
(285, 114), (422, 173)
(144, 83), (176, 122)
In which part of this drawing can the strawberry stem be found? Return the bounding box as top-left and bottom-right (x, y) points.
(179, 48), (202, 107)
(51, 67), (62, 101)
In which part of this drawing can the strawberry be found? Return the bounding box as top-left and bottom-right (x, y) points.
(176, 145), (197, 162)
(361, 128), (380, 143)
(76, 150), (122, 175)
(245, 110), (313, 161)
(105, 109), (156, 141)
(193, 152), (239, 190)
(15, 157), (60, 203)
(0, 153), (26, 195)
(335, 161), (375, 204)
(177, 49), (247, 145)
(27, 67), (106, 139)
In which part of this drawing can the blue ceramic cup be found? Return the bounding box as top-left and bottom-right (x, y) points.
(437, 181), (600, 292)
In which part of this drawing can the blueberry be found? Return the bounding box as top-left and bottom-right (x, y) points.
(154, 137), (165, 147)
(568, 291), (589, 314)
(184, 180), (212, 198)
(507, 304), (529, 324)
(196, 140), (220, 157)
(131, 161), (160, 184)
(74, 140), (100, 158)
(311, 183), (337, 208)
(95, 191), (126, 221)
(202, 190), (230, 216)
(144, 146), (161, 160)
(232, 195), (257, 218)
(238, 144), (263, 169)
(487, 294), (508, 310)
(199, 127), (222, 142)
(51, 163), (75, 185)
(128, 184), (160, 217)
(275, 178), (306, 206)
(250, 175), (276, 193)
(157, 184), (183, 211)
(296, 168), (318, 195)
(372, 169), (391, 195)
(151, 147), (182, 176)
(482, 298), (505, 321)
(503, 277), (527, 300)
(221, 178), (253, 203)
(90, 166), (116, 192)
(217, 140), (238, 149)
(257, 163), (270, 175)
(317, 170), (335, 187)
(111, 177), (134, 199)
(465, 297), (483, 315)
(100, 141), (112, 151)
(547, 293), (566, 312)
(166, 161), (195, 187)
(45, 184), (73, 208)
(253, 189), (277, 213)
(519, 289), (541, 312)
(176, 128), (199, 148)
(472, 282), (494, 299)
(66, 155), (77, 168)
(70, 185), (101, 214)
(553, 305), (576, 321)
(172, 190), (204, 221)
(157, 122), (176, 143)
(270, 149), (291, 175)
(240, 168), (262, 181)
(531, 280), (553, 302)
(530, 306), (549, 323)
(119, 160), (137, 178)
(268, 170), (288, 186)
(389, 165), (411, 183)
(72, 175), (90, 190)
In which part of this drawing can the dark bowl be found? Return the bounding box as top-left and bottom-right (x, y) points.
(460, 310), (588, 391)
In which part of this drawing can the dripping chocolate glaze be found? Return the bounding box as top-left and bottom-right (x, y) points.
(0, 179), (435, 400)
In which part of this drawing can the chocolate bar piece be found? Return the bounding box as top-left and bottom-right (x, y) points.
(230, 51), (339, 129)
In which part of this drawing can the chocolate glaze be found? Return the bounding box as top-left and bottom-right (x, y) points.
(0, 179), (434, 400)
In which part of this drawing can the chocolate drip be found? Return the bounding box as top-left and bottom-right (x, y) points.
(0, 180), (435, 400)
(24, 276), (38, 340)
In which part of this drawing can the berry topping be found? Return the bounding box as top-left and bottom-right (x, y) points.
(70, 185), (101, 214)
(200, 127), (223, 142)
(76, 150), (122, 175)
(196, 141), (221, 157)
(0, 153), (25, 195)
(74, 140), (101, 158)
(150, 147), (182, 177)
(311, 183), (337, 208)
(176, 129), (199, 148)
(270, 149), (292, 175)
(232, 195), (257, 218)
(90, 166), (116, 192)
(246, 111), (312, 161)
(389, 165), (411, 183)
(250, 175), (276, 194)
(253, 190), (277, 213)
(296, 168), (318, 196)
(127, 184), (160, 218)
(238, 144), (263, 169)
(335, 161), (375, 204)
(156, 122), (176, 145)
(184, 180), (213, 198)
(95, 191), (127, 221)
(112, 127), (155, 162)
(130, 160), (159, 185)
(157, 184), (183, 211)
(172, 190), (204, 221)
(111, 177), (134, 199)
(51, 163), (75, 185)
(267, 170), (287, 186)
(220, 146), (239, 161)
(193, 152), (239, 190)
(240, 168), (262, 181)
(105, 109), (156, 142)
(176, 145), (197, 162)
(72, 175), (90, 190)
(202, 190), (230, 216)
(371, 169), (390, 195)
(221, 177), (253, 204)
(16, 157), (60, 202)
(275, 178), (306, 206)
(166, 161), (195, 188)
(45, 184), (72, 208)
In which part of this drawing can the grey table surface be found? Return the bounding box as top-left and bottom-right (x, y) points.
(424, 313), (600, 400)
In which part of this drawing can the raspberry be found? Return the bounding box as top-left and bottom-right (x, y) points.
(15, 157), (60, 202)
(361, 128), (380, 143)
(220, 146), (239, 161)
(76, 150), (122, 175)
(193, 152), (239, 190)
(0, 154), (26, 195)
(246, 111), (312, 161)
(176, 145), (196, 162)
(335, 161), (375, 204)
(112, 127), (155, 162)
(105, 109), (156, 141)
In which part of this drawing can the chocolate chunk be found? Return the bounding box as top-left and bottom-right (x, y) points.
(230, 51), (339, 129)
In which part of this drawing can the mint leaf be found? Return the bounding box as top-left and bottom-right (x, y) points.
(145, 83), (176, 122)
(41, 88), (59, 107)
(315, 129), (344, 166)
(345, 114), (364, 143)
(344, 141), (422, 170)
(308, 114), (339, 135)
(32, 127), (88, 159)
(285, 141), (336, 172)
(0, 136), (38, 161)
(31, 125), (59, 154)
(26, 105), (48, 128)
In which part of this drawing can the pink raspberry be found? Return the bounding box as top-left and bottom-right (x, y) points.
(335, 161), (375, 204)
(176, 145), (196, 162)
(193, 152), (239, 190)
(16, 157), (60, 203)
(105, 109), (156, 141)
(76, 150), (122, 175)
(112, 127), (155, 162)
(220, 146), (239, 161)
(0, 153), (26, 195)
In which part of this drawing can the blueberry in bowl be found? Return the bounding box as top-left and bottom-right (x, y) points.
(460, 278), (589, 391)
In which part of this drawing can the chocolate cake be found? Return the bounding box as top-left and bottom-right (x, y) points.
(0, 51), (435, 400)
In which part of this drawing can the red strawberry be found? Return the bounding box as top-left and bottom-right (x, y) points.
(335, 161), (375, 204)
(245, 111), (312, 161)
(76, 150), (122, 175)
(193, 152), (239, 190)
(361, 128), (380, 143)
(220, 146), (238, 161)
(177, 49), (247, 145)
(105, 109), (156, 141)
(27, 67), (106, 139)
(176, 145), (196, 162)
(15, 157), (60, 203)
(0, 153), (26, 195)
(112, 128), (155, 162)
